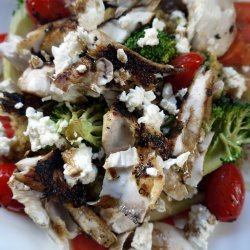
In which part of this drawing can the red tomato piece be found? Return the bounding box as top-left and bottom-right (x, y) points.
(204, 164), (245, 222)
(71, 234), (107, 250)
(0, 33), (7, 43)
(220, 3), (250, 66)
(26, 0), (71, 24)
(161, 216), (174, 225)
(165, 53), (205, 93)
(0, 116), (15, 139)
(0, 163), (24, 213)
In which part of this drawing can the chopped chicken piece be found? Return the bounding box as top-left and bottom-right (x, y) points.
(62, 143), (97, 187)
(65, 203), (117, 248)
(130, 222), (153, 250)
(102, 107), (136, 155)
(100, 208), (136, 234)
(173, 67), (214, 156)
(184, 0), (236, 56)
(8, 176), (50, 228)
(185, 205), (217, 250)
(0, 35), (30, 71)
(152, 222), (193, 250)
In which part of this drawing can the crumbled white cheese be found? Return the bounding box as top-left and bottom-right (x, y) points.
(152, 18), (166, 31)
(223, 67), (247, 98)
(146, 167), (158, 177)
(160, 83), (179, 115)
(138, 104), (165, 132)
(76, 64), (87, 73)
(119, 86), (156, 112)
(92, 147), (105, 161)
(24, 107), (60, 152)
(130, 222), (153, 250)
(137, 27), (159, 47)
(162, 151), (190, 170)
(170, 10), (190, 53)
(52, 31), (82, 75)
(104, 147), (139, 169)
(0, 121), (14, 156)
(77, 0), (105, 31)
(117, 48), (128, 64)
(185, 205), (217, 250)
(63, 143), (97, 187)
(14, 102), (24, 109)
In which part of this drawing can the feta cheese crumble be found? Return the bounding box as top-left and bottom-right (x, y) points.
(24, 107), (60, 152)
(137, 27), (159, 47)
(63, 143), (97, 187)
(103, 147), (139, 169)
(160, 83), (179, 115)
(152, 18), (166, 31)
(76, 64), (87, 73)
(223, 67), (247, 98)
(170, 10), (190, 53)
(138, 104), (165, 132)
(117, 48), (128, 64)
(161, 151), (191, 170)
(185, 205), (217, 250)
(14, 102), (24, 109)
(146, 167), (158, 177)
(119, 86), (156, 112)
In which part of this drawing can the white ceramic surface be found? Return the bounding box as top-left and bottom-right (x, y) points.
(0, 1), (249, 250)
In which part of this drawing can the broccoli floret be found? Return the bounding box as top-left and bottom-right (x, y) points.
(124, 27), (177, 64)
(50, 104), (72, 133)
(203, 97), (250, 175)
(65, 105), (104, 148)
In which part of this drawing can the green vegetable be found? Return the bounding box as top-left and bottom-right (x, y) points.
(203, 97), (250, 175)
(124, 27), (177, 64)
(65, 105), (104, 148)
(150, 192), (204, 221)
(50, 104), (72, 133)
(4, 2), (35, 82)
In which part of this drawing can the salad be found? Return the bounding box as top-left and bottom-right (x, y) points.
(0, 0), (249, 250)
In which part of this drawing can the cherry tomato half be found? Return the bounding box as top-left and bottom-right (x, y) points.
(26, 0), (71, 24)
(71, 234), (107, 250)
(204, 164), (245, 222)
(0, 163), (24, 213)
(0, 33), (7, 43)
(165, 52), (205, 93)
(220, 3), (250, 66)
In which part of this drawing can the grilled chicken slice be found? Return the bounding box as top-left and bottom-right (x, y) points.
(89, 31), (175, 91)
(8, 176), (50, 228)
(183, 0), (236, 56)
(173, 67), (214, 156)
(17, 17), (78, 56)
(152, 222), (193, 250)
(102, 106), (136, 155)
(65, 203), (117, 248)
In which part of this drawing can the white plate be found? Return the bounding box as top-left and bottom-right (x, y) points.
(0, 1), (249, 250)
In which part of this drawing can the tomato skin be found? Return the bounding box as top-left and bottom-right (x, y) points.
(204, 164), (245, 222)
(0, 116), (15, 139)
(71, 234), (107, 250)
(0, 163), (24, 213)
(165, 53), (205, 93)
(220, 3), (250, 66)
(0, 33), (7, 43)
(26, 0), (71, 24)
